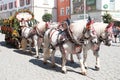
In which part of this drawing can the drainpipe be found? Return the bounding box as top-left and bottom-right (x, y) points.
(32, 0), (34, 15)
(84, 0), (86, 20)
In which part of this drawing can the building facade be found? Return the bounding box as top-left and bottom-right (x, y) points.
(57, 0), (70, 22)
(71, 0), (120, 22)
(0, 0), (57, 23)
(1, 0), (120, 23)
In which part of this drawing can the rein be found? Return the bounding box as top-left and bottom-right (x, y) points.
(64, 23), (83, 45)
(47, 28), (66, 49)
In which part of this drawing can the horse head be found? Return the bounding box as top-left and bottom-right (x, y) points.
(99, 23), (114, 46)
(60, 21), (69, 31)
(83, 24), (98, 44)
(99, 31), (112, 46)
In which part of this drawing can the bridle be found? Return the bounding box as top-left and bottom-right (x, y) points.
(99, 31), (112, 46)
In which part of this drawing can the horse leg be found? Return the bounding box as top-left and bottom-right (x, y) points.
(83, 49), (88, 69)
(34, 38), (39, 58)
(21, 38), (27, 52)
(62, 53), (68, 73)
(70, 54), (74, 63)
(93, 51), (100, 71)
(27, 39), (32, 53)
(59, 45), (68, 73)
(38, 38), (43, 53)
(51, 48), (56, 68)
(76, 52), (86, 75)
(43, 47), (51, 64)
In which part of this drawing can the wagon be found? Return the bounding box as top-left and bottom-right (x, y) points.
(1, 10), (35, 49)
(1, 21), (21, 48)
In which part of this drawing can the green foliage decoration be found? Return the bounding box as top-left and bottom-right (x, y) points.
(42, 13), (52, 22)
(102, 12), (113, 23)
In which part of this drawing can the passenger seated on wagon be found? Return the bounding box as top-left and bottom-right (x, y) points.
(19, 18), (29, 28)
(19, 18), (29, 36)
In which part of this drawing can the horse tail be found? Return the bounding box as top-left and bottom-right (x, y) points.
(21, 38), (27, 51)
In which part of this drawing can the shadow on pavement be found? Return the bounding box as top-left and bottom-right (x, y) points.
(13, 48), (44, 58)
(0, 41), (15, 49)
(29, 58), (62, 73)
(29, 56), (81, 74)
(13, 49), (35, 57)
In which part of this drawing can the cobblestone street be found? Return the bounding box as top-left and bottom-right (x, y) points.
(0, 33), (120, 80)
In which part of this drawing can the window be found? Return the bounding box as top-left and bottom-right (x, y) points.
(43, 0), (48, 5)
(9, 2), (13, 9)
(15, 0), (20, 8)
(110, 0), (114, 2)
(60, 0), (64, 2)
(60, 8), (64, 16)
(20, 0), (24, 7)
(44, 10), (48, 14)
(66, 7), (70, 15)
(26, 0), (31, 5)
(14, 1), (17, 8)
(10, 11), (12, 16)
(3, 4), (7, 10)
(0, 5), (2, 11)
(5, 4), (7, 10)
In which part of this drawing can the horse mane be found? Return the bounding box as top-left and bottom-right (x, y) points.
(70, 20), (87, 33)
(67, 20), (88, 44)
(36, 22), (46, 32)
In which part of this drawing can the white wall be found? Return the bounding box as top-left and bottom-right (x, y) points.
(115, 0), (120, 11)
(34, 0), (55, 8)
(33, 0), (57, 23)
(0, 0), (57, 22)
(96, 0), (102, 10)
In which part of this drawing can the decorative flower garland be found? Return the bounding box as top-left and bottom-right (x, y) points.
(14, 9), (34, 21)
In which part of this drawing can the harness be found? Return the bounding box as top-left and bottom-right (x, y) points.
(34, 26), (44, 38)
(22, 27), (34, 38)
(47, 28), (66, 49)
(66, 23), (83, 45)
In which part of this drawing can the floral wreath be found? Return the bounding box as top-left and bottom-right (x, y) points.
(14, 9), (34, 21)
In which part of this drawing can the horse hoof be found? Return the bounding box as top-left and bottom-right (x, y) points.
(51, 65), (56, 68)
(43, 62), (47, 65)
(80, 72), (87, 76)
(62, 70), (67, 74)
(70, 60), (74, 63)
(34, 55), (40, 59)
(85, 66), (88, 69)
(95, 66), (100, 71)
(36, 56), (40, 59)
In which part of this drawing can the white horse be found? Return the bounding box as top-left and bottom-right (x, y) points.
(21, 22), (47, 58)
(21, 22), (61, 58)
(43, 20), (97, 75)
(70, 22), (114, 75)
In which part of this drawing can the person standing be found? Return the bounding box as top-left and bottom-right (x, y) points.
(66, 17), (70, 26)
(19, 18), (28, 27)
